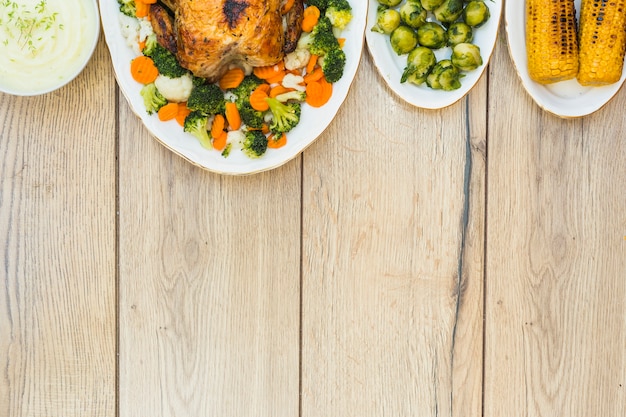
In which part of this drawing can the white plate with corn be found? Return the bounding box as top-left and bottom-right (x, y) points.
(507, 0), (626, 118)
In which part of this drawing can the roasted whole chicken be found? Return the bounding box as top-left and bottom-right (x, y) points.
(151, 0), (304, 82)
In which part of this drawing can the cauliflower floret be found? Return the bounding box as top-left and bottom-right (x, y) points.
(119, 13), (141, 54)
(228, 129), (246, 148)
(284, 48), (311, 71)
(282, 73), (306, 92)
(154, 73), (193, 103)
(119, 15), (154, 55)
(138, 18), (154, 43)
(224, 91), (238, 102)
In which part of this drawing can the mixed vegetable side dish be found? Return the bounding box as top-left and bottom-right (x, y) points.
(117, 0), (353, 159)
(371, 0), (491, 91)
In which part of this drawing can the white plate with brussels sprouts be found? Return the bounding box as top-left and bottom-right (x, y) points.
(505, 0), (626, 118)
(365, 0), (501, 109)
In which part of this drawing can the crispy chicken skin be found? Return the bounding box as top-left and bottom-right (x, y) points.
(283, 0), (304, 54)
(150, 0), (303, 82)
(177, 0), (283, 81)
(149, 4), (177, 55)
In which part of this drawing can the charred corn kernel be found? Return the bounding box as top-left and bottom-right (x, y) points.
(577, 0), (626, 86)
(526, 0), (579, 84)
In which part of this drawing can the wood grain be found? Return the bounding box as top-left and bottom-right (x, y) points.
(484, 29), (626, 417)
(300, 51), (485, 417)
(117, 94), (302, 417)
(2, 12), (625, 417)
(0, 37), (117, 417)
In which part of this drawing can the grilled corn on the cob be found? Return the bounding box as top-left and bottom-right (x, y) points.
(577, 0), (626, 86)
(526, 0), (579, 84)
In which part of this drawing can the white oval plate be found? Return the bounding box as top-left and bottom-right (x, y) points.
(506, 0), (626, 118)
(365, 0), (502, 109)
(99, 1), (367, 175)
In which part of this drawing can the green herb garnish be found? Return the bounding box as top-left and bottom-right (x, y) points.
(0, 0), (64, 55)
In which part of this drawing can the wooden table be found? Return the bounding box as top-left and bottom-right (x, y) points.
(1, 21), (625, 417)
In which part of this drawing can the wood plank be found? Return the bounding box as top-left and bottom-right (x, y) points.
(117, 92), (302, 416)
(0, 38), (117, 417)
(301, 50), (486, 417)
(484, 28), (626, 417)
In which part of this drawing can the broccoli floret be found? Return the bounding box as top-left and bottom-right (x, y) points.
(320, 47), (346, 83)
(187, 82), (226, 115)
(192, 75), (206, 87)
(183, 111), (212, 149)
(221, 142), (233, 158)
(275, 90), (307, 103)
(229, 74), (266, 128)
(238, 104), (265, 129)
(231, 74), (264, 101)
(144, 43), (188, 79)
(139, 83), (167, 115)
(141, 33), (158, 56)
(326, 0), (353, 30)
(242, 130), (268, 159)
(117, 0), (136, 17)
(298, 16), (340, 56)
(305, 0), (329, 11)
(298, 16), (346, 82)
(266, 97), (301, 135)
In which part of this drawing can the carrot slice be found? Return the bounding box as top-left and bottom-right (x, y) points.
(267, 133), (287, 149)
(175, 102), (191, 126)
(219, 67), (246, 90)
(305, 76), (332, 108)
(302, 6), (320, 32)
(269, 84), (295, 98)
(250, 87), (270, 111)
(253, 61), (285, 80)
(257, 83), (271, 94)
(225, 102), (241, 131)
(210, 114), (226, 139)
(303, 66), (324, 84)
(157, 102), (179, 121)
(306, 54), (318, 75)
(212, 130), (228, 151)
(264, 70), (287, 85)
(135, 0), (151, 18)
(130, 55), (159, 84)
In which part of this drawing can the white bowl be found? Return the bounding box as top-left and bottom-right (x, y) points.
(0, 0), (100, 96)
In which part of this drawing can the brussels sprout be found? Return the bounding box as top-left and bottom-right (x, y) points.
(416, 22), (448, 50)
(451, 42), (483, 71)
(399, 2), (427, 29)
(433, 0), (465, 23)
(447, 22), (473, 46)
(463, 1), (491, 28)
(390, 26), (419, 55)
(377, 0), (403, 7)
(421, 0), (445, 11)
(371, 7), (401, 34)
(401, 46), (437, 85)
(426, 59), (463, 91)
